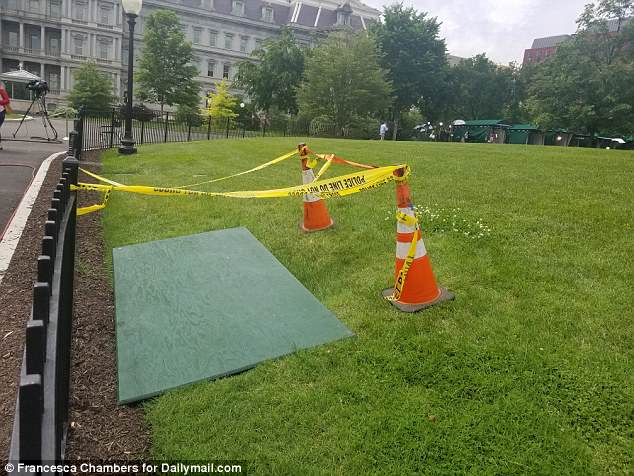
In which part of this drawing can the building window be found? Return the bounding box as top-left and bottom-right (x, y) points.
(74, 36), (84, 56)
(208, 30), (217, 47)
(222, 63), (230, 79)
(262, 6), (274, 22)
(207, 60), (215, 77)
(7, 0), (18, 9)
(240, 36), (248, 53)
(100, 6), (111, 25)
(49, 0), (62, 17)
(29, 33), (41, 50)
(232, 0), (244, 16)
(74, 0), (88, 20)
(193, 27), (202, 44)
(8, 32), (19, 47)
(254, 38), (263, 50)
(224, 33), (233, 50)
(337, 11), (351, 25)
(47, 72), (60, 90)
(98, 41), (110, 60)
(49, 37), (60, 55)
(29, 0), (40, 12)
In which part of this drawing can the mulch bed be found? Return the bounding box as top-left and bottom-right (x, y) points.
(0, 150), (150, 463)
(65, 151), (150, 461)
(0, 154), (62, 458)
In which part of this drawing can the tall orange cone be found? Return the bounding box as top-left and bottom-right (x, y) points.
(383, 171), (454, 312)
(298, 143), (334, 232)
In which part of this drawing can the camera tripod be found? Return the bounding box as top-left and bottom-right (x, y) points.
(11, 92), (60, 143)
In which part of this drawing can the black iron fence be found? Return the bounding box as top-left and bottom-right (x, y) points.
(8, 150), (80, 472)
(79, 107), (304, 151)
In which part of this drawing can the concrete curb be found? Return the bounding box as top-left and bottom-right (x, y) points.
(0, 151), (66, 285)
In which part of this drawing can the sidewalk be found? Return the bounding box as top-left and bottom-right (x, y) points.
(0, 117), (67, 235)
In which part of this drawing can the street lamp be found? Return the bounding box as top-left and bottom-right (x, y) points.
(118, 0), (143, 155)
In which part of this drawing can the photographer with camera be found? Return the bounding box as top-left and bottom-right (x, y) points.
(0, 80), (11, 150)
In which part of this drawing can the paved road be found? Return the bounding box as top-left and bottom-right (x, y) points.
(0, 117), (67, 236)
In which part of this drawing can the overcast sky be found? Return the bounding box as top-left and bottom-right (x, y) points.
(363, 0), (590, 64)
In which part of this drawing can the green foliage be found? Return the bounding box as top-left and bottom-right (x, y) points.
(398, 109), (424, 140)
(287, 113), (311, 136)
(49, 105), (78, 118)
(526, 1), (634, 135)
(235, 28), (305, 114)
(371, 4), (447, 135)
(206, 79), (238, 126)
(132, 104), (155, 122)
(67, 61), (114, 112)
(347, 116), (380, 140)
(175, 103), (203, 126)
(231, 97), (253, 129)
(136, 10), (200, 112)
(298, 32), (391, 135)
(447, 54), (515, 120)
(309, 115), (336, 137)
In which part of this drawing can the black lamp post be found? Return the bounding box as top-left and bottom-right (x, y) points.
(119, 0), (142, 155)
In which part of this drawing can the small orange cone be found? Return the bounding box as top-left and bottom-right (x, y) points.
(383, 172), (454, 312)
(299, 144), (334, 232)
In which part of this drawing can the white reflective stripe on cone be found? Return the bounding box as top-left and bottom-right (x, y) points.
(397, 207), (416, 234)
(396, 238), (427, 260)
(302, 169), (320, 203)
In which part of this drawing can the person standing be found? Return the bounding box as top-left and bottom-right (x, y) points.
(0, 81), (11, 150)
(379, 122), (388, 141)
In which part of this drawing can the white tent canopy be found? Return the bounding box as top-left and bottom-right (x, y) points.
(0, 68), (41, 82)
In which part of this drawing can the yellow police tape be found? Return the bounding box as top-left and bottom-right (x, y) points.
(314, 155), (334, 181)
(77, 186), (112, 216)
(173, 149), (298, 189)
(73, 164), (410, 201)
(74, 165), (420, 304)
(385, 211), (419, 302)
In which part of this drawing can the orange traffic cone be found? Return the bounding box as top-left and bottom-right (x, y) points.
(383, 172), (454, 312)
(299, 144), (334, 232)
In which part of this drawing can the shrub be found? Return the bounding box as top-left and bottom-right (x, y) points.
(176, 104), (203, 127)
(310, 115), (336, 137)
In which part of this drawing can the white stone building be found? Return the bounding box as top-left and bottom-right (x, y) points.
(0, 0), (379, 105)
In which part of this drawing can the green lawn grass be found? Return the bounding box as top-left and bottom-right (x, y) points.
(98, 139), (633, 474)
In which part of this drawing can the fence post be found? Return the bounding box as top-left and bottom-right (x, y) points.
(33, 283), (50, 326)
(109, 107), (116, 149)
(68, 131), (76, 157)
(187, 121), (192, 142)
(141, 120), (145, 145)
(73, 107), (84, 160)
(19, 374), (43, 462)
(207, 117), (211, 140)
(26, 321), (45, 376)
(164, 112), (169, 143)
(63, 156), (80, 186)
(225, 117), (230, 139)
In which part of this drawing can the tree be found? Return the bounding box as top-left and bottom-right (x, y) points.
(207, 79), (237, 126)
(235, 28), (305, 115)
(67, 61), (114, 112)
(371, 4), (447, 139)
(136, 10), (200, 113)
(526, 1), (634, 135)
(297, 32), (392, 135)
(447, 54), (515, 120)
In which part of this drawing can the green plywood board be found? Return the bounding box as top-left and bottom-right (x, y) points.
(114, 227), (353, 404)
